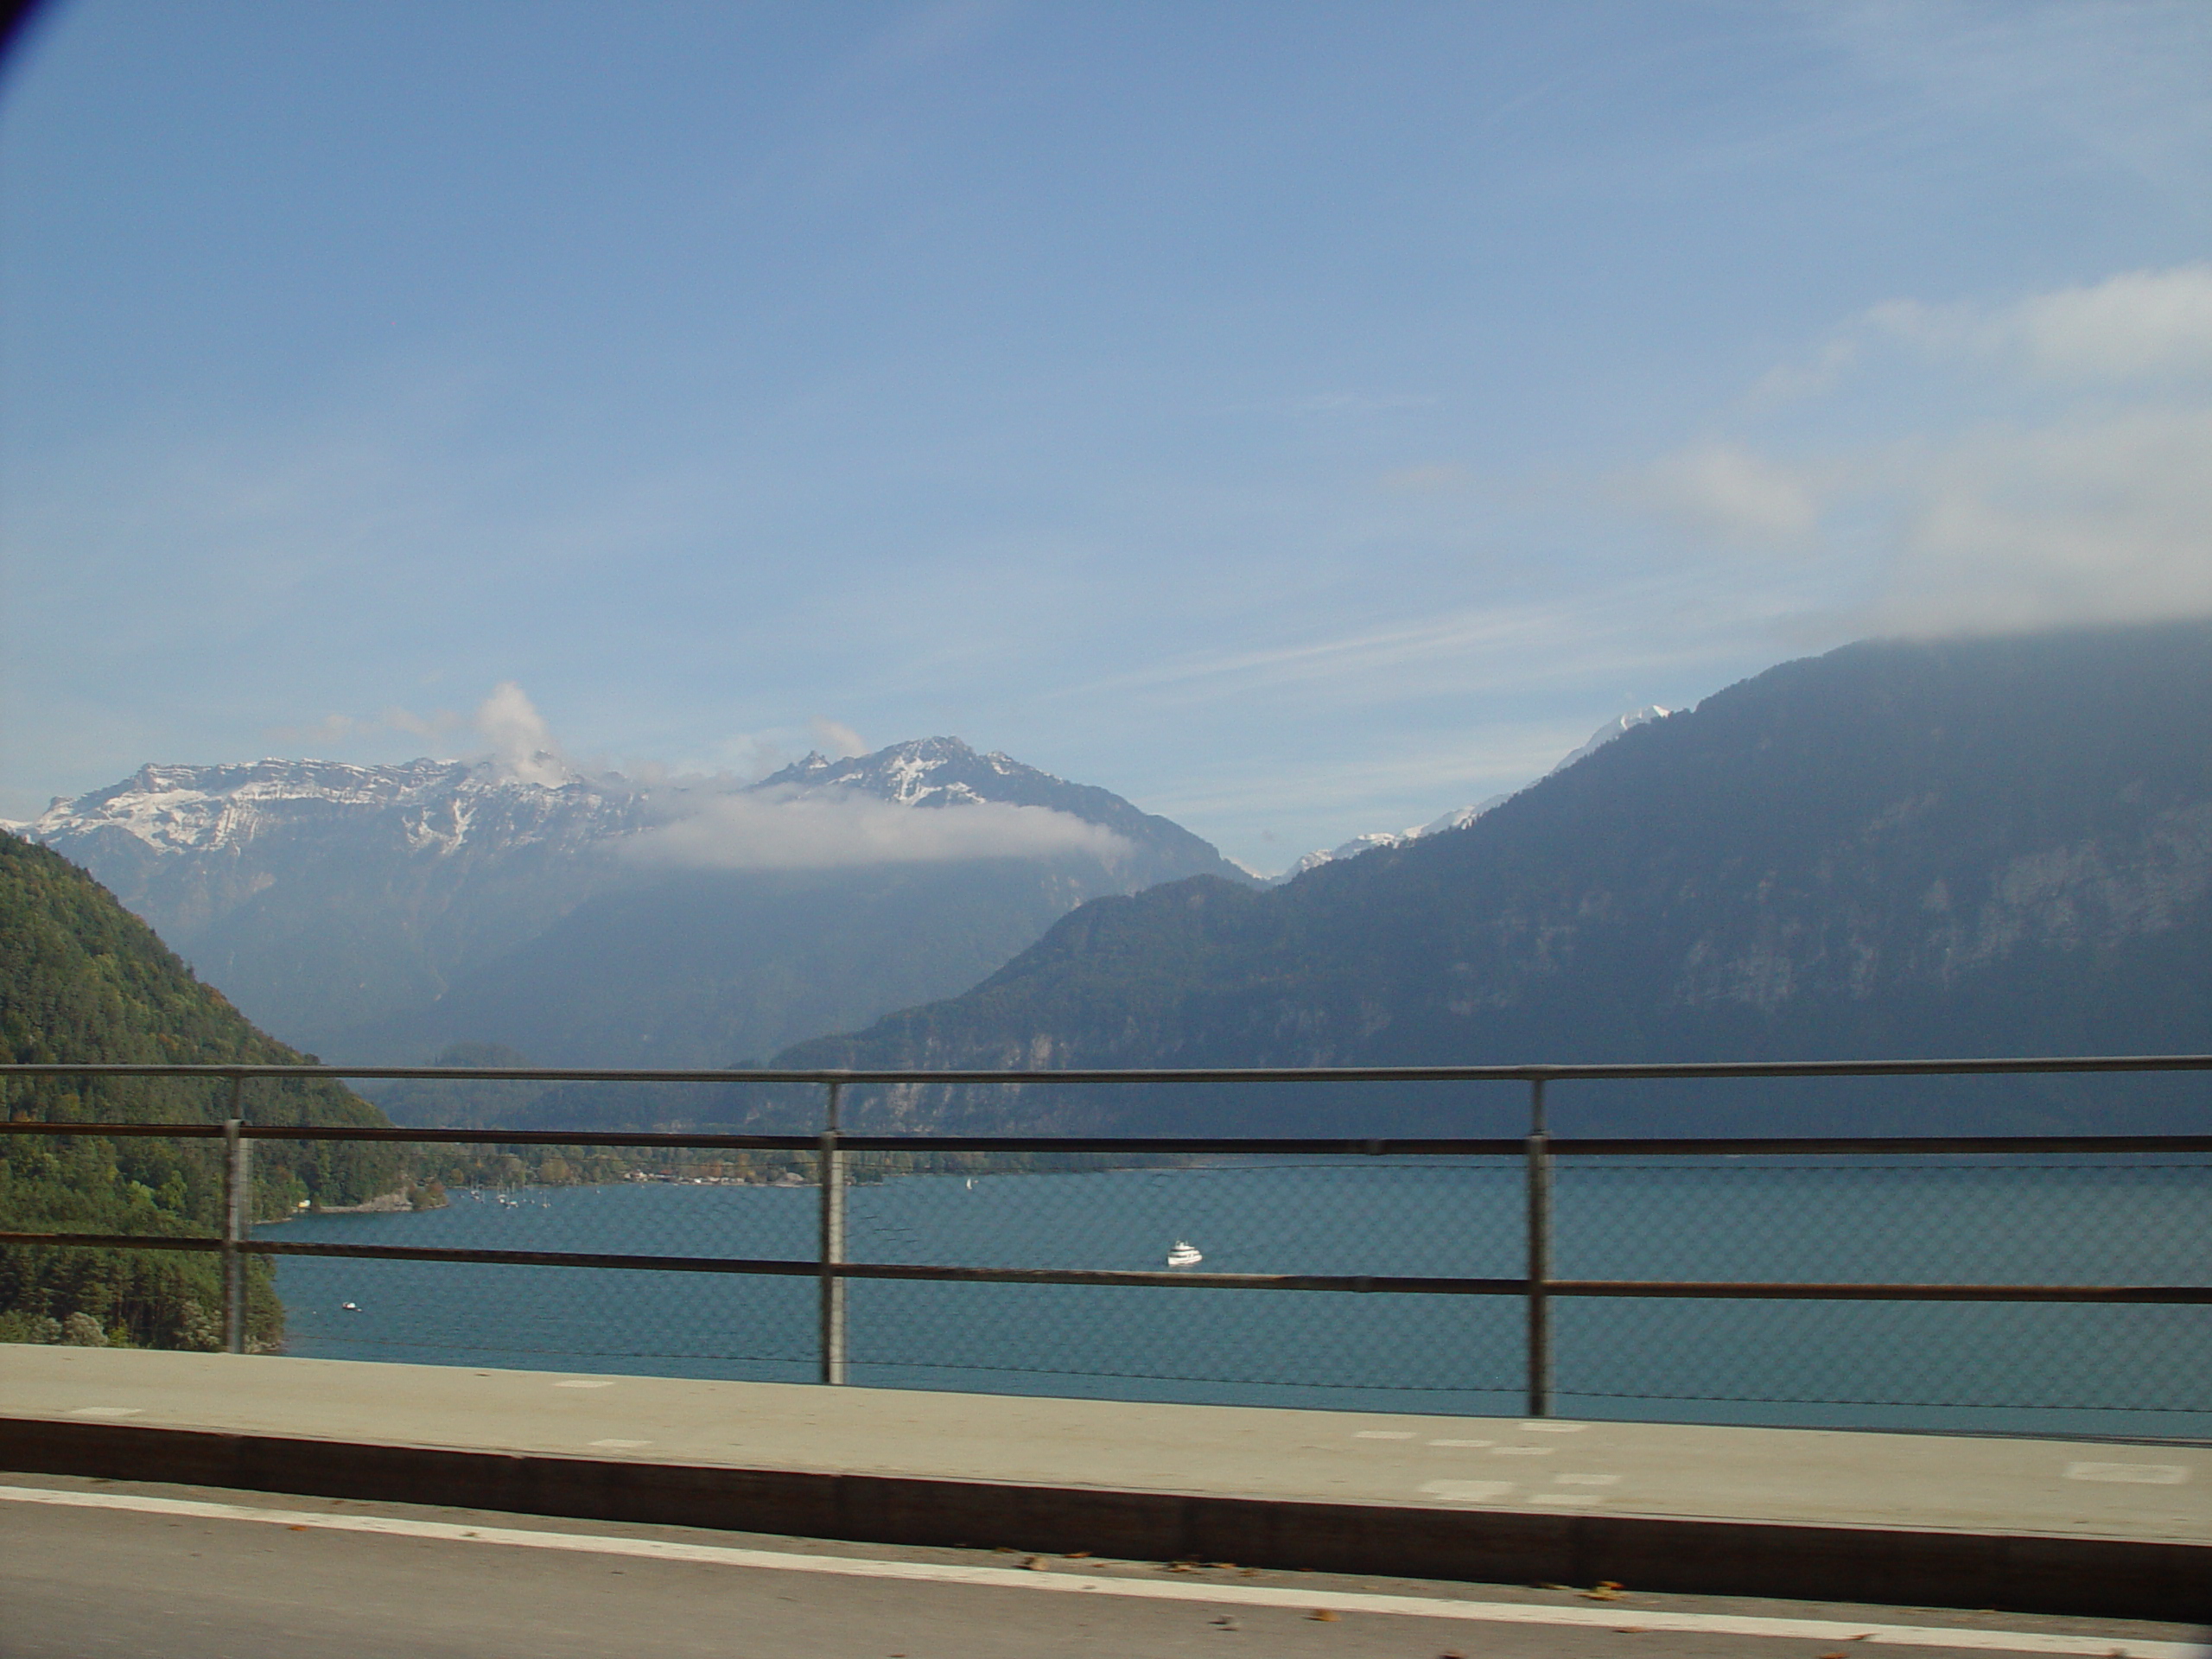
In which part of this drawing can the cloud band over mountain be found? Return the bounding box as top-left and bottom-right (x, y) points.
(625, 788), (1131, 872)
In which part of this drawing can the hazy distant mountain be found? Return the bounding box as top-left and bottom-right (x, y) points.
(25, 738), (1250, 1066)
(765, 628), (2212, 1136)
(1263, 707), (1672, 885)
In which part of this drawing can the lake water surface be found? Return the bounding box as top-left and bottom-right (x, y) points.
(263, 1155), (2211, 1437)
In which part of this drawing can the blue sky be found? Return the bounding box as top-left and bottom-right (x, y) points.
(3, 1), (2209, 869)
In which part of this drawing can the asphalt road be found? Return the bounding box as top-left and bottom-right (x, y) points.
(2, 1475), (2204, 1659)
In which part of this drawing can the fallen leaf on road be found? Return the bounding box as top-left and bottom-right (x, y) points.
(1064, 1551), (1090, 1559)
(1307, 1609), (1339, 1622)
(1025, 1556), (1050, 1571)
(1582, 1588), (1625, 1601)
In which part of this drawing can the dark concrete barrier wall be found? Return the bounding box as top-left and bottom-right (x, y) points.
(3, 1418), (2204, 1624)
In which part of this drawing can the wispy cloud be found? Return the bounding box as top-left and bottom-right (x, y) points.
(1630, 442), (1825, 548)
(1047, 575), (1823, 709)
(1817, 1), (2212, 181)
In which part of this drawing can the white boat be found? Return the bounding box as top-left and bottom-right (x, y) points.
(1166, 1240), (1203, 1268)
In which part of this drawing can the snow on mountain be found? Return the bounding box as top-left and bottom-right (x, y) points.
(26, 738), (1147, 866)
(754, 736), (1053, 810)
(22, 737), (1250, 1064)
(1265, 707), (1672, 884)
(1547, 705), (1672, 776)
(27, 757), (641, 861)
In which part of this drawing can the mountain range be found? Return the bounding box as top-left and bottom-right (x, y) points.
(19, 737), (1249, 1067)
(757, 626), (2212, 1137)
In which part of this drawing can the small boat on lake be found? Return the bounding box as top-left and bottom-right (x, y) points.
(1166, 1240), (1203, 1268)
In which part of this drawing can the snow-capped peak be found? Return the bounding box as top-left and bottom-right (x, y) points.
(752, 737), (1063, 810)
(1265, 706), (1672, 883)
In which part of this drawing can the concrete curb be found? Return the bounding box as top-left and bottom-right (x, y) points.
(3, 1416), (2205, 1622)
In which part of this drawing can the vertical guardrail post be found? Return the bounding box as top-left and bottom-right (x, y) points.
(1525, 1075), (1552, 1417)
(818, 1081), (847, 1385)
(220, 1075), (250, 1355)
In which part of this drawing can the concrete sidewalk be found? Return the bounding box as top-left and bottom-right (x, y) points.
(1, 1347), (2204, 1620)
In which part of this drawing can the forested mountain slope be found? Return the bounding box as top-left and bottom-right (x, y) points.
(768, 626), (2212, 1136)
(0, 832), (396, 1348)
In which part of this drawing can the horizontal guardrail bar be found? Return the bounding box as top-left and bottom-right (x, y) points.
(0, 1122), (826, 1151)
(6, 1231), (2209, 1304)
(1548, 1135), (2212, 1156)
(5, 1121), (2211, 1155)
(0, 1122), (229, 1138)
(4, 1053), (2211, 1084)
(1545, 1281), (2212, 1304)
(0, 1231), (220, 1253)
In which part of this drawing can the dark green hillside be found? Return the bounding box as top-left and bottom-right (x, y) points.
(1, 831), (397, 1349)
(766, 625), (2212, 1136)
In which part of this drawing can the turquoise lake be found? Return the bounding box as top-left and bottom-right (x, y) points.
(262, 1155), (2212, 1438)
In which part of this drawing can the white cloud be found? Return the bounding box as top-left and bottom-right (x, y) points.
(1869, 266), (2212, 383)
(474, 682), (571, 786)
(627, 789), (1129, 872)
(2006, 266), (2212, 381)
(1876, 406), (2212, 633)
(1634, 442), (1824, 547)
(807, 717), (867, 759)
(1634, 265), (2212, 637)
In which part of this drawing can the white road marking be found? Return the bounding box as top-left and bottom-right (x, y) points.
(64, 1408), (142, 1419)
(1517, 1421), (1587, 1433)
(1427, 1438), (1495, 1447)
(2063, 1463), (2187, 1484)
(588, 1440), (652, 1450)
(1418, 1480), (1516, 1503)
(1353, 1430), (1416, 1440)
(1, 1485), (2202, 1659)
(1553, 1474), (1622, 1486)
(1491, 1445), (1554, 1456)
(1531, 1494), (1605, 1505)
(552, 1380), (617, 1389)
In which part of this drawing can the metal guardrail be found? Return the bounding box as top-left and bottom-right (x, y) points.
(3, 1055), (2210, 1414)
